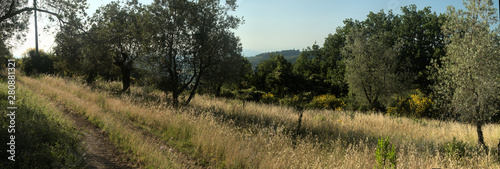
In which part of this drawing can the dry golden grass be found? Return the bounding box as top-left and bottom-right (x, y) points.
(190, 94), (500, 147)
(20, 76), (179, 168)
(21, 75), (500, 168)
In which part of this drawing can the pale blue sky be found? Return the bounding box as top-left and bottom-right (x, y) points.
(11, 0), (498, 57)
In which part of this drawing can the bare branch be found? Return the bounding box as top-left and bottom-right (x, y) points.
(0, 7), (60, 23)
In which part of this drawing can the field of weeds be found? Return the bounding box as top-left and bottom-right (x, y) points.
(16, 75), (500, 168)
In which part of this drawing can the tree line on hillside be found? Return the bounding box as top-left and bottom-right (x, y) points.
(246, 49), (300, 68)
(1, 0), (499, 149)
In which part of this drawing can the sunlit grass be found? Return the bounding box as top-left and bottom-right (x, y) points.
(20, 76), (178, 168)
(0, 81), (84, 168)
(20, 75), (500, 168)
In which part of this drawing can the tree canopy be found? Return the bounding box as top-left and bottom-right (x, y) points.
(141, 0), (243, 107)
(343, 27), (404, 110)
(432, 0), (500, 148)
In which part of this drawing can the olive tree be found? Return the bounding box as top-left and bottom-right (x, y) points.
(90, 1), (147, 91)
(143, 0), (242, 107)
(342, 27), (405, 111)
(433, 0), (500, 149)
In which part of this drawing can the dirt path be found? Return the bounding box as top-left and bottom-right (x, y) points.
(54, 100), (204, 169)
(60, 106), (135, 169)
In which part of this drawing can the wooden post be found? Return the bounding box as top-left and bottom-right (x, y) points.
(293, 106), (304, 146)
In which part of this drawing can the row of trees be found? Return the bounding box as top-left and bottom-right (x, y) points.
(249, 5), (446, 110)
(51, 0), (246, 107)
(0, 0), (250, 107)
(247, 0), (499, 149)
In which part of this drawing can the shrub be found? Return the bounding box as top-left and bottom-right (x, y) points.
(308, 94), (346, 110)
(279, 93), (311, 108)
(375, 137), (397, 169)
(219, 88), (235, 98)
(443, 137), (467, 161)
(21, 49), (56, 75)
(261, 92), (278, 104)
(386, 89), (433, 118)
(233, 87), (265, 102)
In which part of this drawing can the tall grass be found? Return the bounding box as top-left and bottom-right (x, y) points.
(94, 80), (500, 148)
(19, 76), (179, 168)
(21, 75), (500, 168)
(189, 95), (500, 146)
(0, 81), (84, 168)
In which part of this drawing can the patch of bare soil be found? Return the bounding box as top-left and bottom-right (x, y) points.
(62, 107), (135, 169)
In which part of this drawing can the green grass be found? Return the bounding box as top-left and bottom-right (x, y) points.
(0, 81), (84, 168)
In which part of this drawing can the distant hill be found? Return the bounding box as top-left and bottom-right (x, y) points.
(246, 49), (301, 69)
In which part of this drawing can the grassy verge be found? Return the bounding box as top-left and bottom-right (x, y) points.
(22, 75), (500, 168)
(0, 81), (84, 168)
(19, 76), (180, 168)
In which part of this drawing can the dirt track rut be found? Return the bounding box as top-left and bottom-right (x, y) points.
(61, 106), (134, 169)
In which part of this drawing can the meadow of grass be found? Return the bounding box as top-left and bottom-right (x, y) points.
(19, 75), (500, 168)
(0, 80), (84, 168)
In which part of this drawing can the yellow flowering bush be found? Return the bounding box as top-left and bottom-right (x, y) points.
(261, 92), (278, 104)
(308, 94), (346, 110)
(387, 89), (433, 118)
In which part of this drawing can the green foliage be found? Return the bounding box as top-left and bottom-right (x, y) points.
(252, 53), (295, 97)
(90, 1), (149, 91)
(247, 49), (300, 69)
(431, 0), (500, 147)
(343, 26), (405, 111)
(395, 5), (446, 93)
(245, 5), (446, 113)
(0, 39), (13, 69)
(278, 93), (311, 108)
(218, 87), (236, 98)
(443, 137), (467, 161)
(50, 2), (450, 115)
(199, 51), (252, 97)
(261, 92), (278, 104)
(375, 137), (397, 169)
(142, 0), (243, 106)
(21, 49), (56, 75)
(435, 0), (500, 121)
(386, 89), (434, 118)
(233, 87), (266, 102)
(293, 43), (343, 96)
(0, 54), (14, 70)
(342, 93), (364, 111)
(293, 40), (348, 97)
(308, 94), (346, 110)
